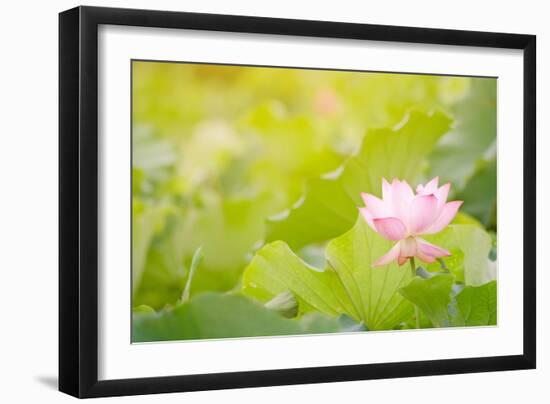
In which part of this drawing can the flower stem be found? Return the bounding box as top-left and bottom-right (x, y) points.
(410, 257), (420, 329)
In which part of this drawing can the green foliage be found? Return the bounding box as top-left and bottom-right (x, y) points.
(244, 220), (497, 332)
(264, 291), (299, 318)
(453, 281), (497, 326)
(132, 304), (155, 314)
(242, 241), (354, 318)
(266, 110), (452, 250)
(180, 246), (203, 303)
(133, 195), (274, 309)
(132, 293), (352, 342)
(428, 79), (497, 191)
(400, 275), (496, 328)
(425, 225), (495, 287)
(133, 213), (187, 309)
(244, 218), (414, 330)
(132, 201), (165, 292)
(325, 218), (415, 330)
(426, 225), (496, 286)
(400, 274), (455, 327)
(131, 62), (497, 341)
(458, 158), (497, 228)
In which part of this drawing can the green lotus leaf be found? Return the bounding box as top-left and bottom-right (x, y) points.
(244, 218), (415, 330)
(400, 275), (497, 328)
(132, 293), (352, 342)
(266, 110), (452, 250)
(399, 273), (455, 328)
(425, 224), (496, 286)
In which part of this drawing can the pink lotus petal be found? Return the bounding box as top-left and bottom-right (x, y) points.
(425, 177), (439, 193)
(373, 217), (407, 241)
(397, 180), (415, 199)
(434, 183), (451, 207)
(361, 193), (391, 217)
(359, 207), (376, 231)
(416, 238), (451, 259)
(423, 200), (463, 234)
(359, 178), (462, 270)
(417, 177), (439, 195)
(416, 250), (437, 263)
(391, 179), (414, 225)
(373, 243), (401, 267)
(409, 194), (438, 234)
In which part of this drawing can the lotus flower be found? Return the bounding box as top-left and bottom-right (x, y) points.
(359, 177), (463, 267)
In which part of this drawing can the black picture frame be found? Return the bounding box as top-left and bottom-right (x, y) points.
(59, 5), (536, 398)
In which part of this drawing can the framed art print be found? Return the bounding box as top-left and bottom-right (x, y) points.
(59, 6), (536, 398)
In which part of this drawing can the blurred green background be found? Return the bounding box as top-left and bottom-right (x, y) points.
(132, 61), (496, 337)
